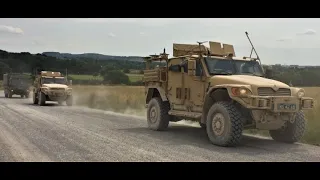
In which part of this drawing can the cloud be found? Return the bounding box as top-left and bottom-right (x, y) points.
(108, 32), (116, 37)
(297, 29), (316, 36)
(0, 25), (24, 35)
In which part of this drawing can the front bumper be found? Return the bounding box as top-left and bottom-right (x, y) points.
(44, 90), (72, 100)
(243, 95), (314, 112)
(12, 89), (30, 94)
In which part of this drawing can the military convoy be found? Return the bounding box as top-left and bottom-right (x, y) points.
(32, 71), (73, 106)
(143, 32), (314, 147)
(3, 73), (32, 98)
(1, 31), (316, 147)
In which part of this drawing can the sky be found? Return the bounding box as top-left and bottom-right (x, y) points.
(0, 18), (320, 66)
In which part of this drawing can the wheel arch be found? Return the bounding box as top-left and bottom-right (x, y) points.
(146, 87), (168, 105)
(201, 87), (231, 124)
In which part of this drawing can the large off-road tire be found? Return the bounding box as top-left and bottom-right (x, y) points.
(269, 111), (306, 143)
(39, 92), (46, 106)
(147, 97), (170, 131)
(66, 95), (73, 106)
(206, 101), (243, 147)
(33, 92), (38, 104)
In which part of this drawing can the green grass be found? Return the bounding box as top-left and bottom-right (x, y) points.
(71, 85), (320, 146)
(68, 74), (103, 81)
(69, 74), (143, 82)
(127, 74), (143, 82)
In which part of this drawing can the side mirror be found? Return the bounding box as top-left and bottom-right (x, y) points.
(69, 80), (72, 85)
(265, 68), (273, 79)
(187, 60), (196, 76)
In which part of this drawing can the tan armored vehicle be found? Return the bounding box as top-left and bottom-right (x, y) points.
(143, 32), (314, 147)
(32, 71), (73, 106)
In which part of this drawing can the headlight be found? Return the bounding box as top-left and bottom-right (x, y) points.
(231, 87), (252, 97)
(297, 89), (305, 98)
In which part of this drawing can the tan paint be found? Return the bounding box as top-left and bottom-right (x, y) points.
(42, 84), (69, 89)
(143, 41), (314, 131)
(33, 71), (72, 102)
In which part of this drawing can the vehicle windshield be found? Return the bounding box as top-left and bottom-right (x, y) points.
(11, 77), (31, 86)
(204, 57), (264, 76)
(42, 77), (66, 84)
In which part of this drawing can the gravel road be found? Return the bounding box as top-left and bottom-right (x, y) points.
(0, 91), (319, 162)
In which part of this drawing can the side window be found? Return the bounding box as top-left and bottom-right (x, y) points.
(180, 59), (188, 73)
(196, 60), (203, 76)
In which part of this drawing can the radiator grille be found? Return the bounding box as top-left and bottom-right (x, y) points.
(257, 87), (291, 96)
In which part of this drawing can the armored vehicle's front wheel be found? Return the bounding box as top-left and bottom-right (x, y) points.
(269, 111), (306, 143)
(147, 97), (170, 131)
(39, 92), (46, 106)
(206, 101), (243, 147)
(33, 92), (38, 104)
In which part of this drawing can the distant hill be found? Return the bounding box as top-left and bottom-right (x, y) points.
(42, 52), (144, 62)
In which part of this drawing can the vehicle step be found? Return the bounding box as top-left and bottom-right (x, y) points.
(168, 110), (202, 119)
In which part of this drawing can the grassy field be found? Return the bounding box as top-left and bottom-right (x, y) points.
(71, 85), (320, 146)
(68, 74), (103, 81)
(69, 74), (143, 82)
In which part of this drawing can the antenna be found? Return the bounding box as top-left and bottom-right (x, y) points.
(66, 68), (68, 80)
(245, 32), (261, 61)
(198, 41), (208, 58)
(245, 31), (264, 73)
(184, 41), (208, 56)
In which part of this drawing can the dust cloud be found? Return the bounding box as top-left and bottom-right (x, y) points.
(71, 89), (201, 128)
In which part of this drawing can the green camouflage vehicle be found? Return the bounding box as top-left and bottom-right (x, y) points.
(3, 73), (32, 98)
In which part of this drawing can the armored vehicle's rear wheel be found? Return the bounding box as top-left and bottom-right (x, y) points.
(66, 95), (73, 106)
(39, 92), (46, 106)
(269, 111), (306, 143)
(147, 97), (170, 131)
(206, 101), (243, 147)
(33, 92), (38, 104)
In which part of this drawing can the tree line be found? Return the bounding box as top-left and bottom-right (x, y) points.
(1, 49), (320, 87)
(0, 50), (161, 85)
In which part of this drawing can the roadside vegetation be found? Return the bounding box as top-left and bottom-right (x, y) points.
(71, 85), (320, 146)
(1, 49), (320, 146)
